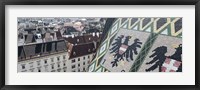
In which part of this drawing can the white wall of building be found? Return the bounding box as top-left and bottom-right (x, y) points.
(18, 52), (94, 72)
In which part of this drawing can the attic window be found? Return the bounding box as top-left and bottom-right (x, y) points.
(88, 49), (91, 52)
(89, 38), (91, 40)
(77, 39), (79, 42)
(73, 52), (76, 55)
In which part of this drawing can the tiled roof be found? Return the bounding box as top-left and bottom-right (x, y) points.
(24, 34), (36, 44)
(68, 42), (97, 59)
(18, 40), (67, 62)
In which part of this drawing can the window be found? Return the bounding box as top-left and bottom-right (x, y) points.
(21, 64), (25, 69)
(29, 62), (34, 67)
(63, 67), (67, 72)
(38, 69), (41, 72)
(51, 70), (56, 72)
(78, 58), (80, 61)
(83, 57), (85, 60)
(52, 64), (54, 69)
(51, 58), (54, 62)
(30, 68), (34, 72)
(88, 56), (90, 59)
(57, 56), (60, 61)
(78, 69), (80, 72)
(63, 55), (66, 60)
(57, 69), (61, 72)
(44, 59), (47, 64)
(63, 63), (66, 66)
(58, 63), (60, 67)
(37, 60), (41, 66)
(88, 49), (91, 52)
(44, 66), (48, 71)
(83, 67), (86, 71)
(83, 62), (85, 65)
(73, 52), (76, 55)
(78, 63), (80, 67)
(72, 59), (75, 63)
(72, 65), (75, 69)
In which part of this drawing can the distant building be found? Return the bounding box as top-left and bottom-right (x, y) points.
(17, 17), (104, 72)
(18, 40), (68, 72)
(18, 34), (102, 72)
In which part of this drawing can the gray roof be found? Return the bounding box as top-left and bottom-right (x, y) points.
(25, 34), (36, 44)
(18, 40), (67, 62)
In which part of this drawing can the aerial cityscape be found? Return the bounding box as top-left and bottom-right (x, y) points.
(18, 17), (106, 72)
(18, 17), (182, 72)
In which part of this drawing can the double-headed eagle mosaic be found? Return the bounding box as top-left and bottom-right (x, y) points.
(146, 44), (182, 72)
(110, 35), (142, 67)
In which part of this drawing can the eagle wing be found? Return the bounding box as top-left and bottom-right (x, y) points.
(146, 46), (168, 65)
(110, 36), (123, 54)
(126, 38), (142, 60)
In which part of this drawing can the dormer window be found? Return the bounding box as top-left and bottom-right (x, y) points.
(77, 39), (79, 42)
(73, 52), (76, 55)
(88, 49), (91, 52)
(96, 32), (99, 37)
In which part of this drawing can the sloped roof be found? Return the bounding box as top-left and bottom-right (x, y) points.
(68, 42), (96, 59)
(56, 31), (62, 40)
(18, 40), (67, 62)
(18, 46), (26, 60)
(23, 44), (36, 58)
(25, 34), (36, 44)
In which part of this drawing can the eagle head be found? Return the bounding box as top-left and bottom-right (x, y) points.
(120, 35), (124, 38)
(125, 36), (132, 40)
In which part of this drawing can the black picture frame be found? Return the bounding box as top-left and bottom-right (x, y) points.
(0, 0), (199, 90)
